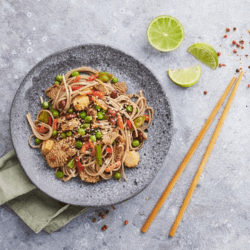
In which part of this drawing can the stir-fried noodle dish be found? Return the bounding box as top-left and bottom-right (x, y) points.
(27, 66), (154, 183)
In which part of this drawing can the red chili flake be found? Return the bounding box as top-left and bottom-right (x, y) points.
(204, 91), (208, 95)
(236, 43), (240, 47)
(124, 220), (129, 225)
(223, 34), (227, 38)
(104, 225), (108, 229)
(99, 212), (103, 217)
(93, 218), (96, 223)
(240, 67), (243, 70)
(232, 40), (236, 45)
(111, 206), (115, 210)
(248, 66), (250, 69)
(236, 69), (240, 72)
(217, 52), (221, 56)
(239, 40), (244, 44)
(233, 49), (237, 53)
(248, 84), (250, 88)
(101, 226), (106, 231)
(101, 215), (105, 219)
(226, 28), (230, 32)
(233, 27), (236, 31)
(245, 55), (249, 57)
(105, 210), (109, 214)
(241, 46), (244, 49)
(219, 63), (226, 67)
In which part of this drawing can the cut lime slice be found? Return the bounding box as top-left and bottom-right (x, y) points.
(187, 43), (218, 70)
(147, 15), (185, 52)
(168, 65), (201, 87)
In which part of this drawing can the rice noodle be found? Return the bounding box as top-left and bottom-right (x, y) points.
(27, 66), (154, 182)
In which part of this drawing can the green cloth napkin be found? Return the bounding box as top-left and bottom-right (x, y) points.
(0, 150), (88, 233)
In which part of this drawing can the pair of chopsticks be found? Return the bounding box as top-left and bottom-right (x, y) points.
(141, 71), (244, 236)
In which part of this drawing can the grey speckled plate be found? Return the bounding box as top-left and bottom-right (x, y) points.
(10, 44), (173, 207)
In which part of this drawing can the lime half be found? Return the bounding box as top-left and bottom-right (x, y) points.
(168, 65), (201, 87)
(147, 15), (185, 52)
(187, 43), (218, 70)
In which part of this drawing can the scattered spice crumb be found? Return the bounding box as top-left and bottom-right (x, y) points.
(219, 44), (221, 47)
(217, 52), (221, 56)
(105, 210), (109, 214)
(236, 43), (240, 47)
(99, 212), (103, 217)
(101, 215), (105, 219)
(124, 220), (129, 225)
(248, 84), (250, 88)
(223, 34), (227, 38)
(93, 218), (96, 223)
(226, 28), (230, 32)
(111, 206), (115, 210)
(248, 29), (250, 34)
(233, 49), (237, 53)
(145, 197), (150, 200)
(204, 91), (208, 95)
(245, 55), (249, 58)
(233, 27), (236, 31)
(102, 225), (108, 231)
(239, 40), (244, 44)
(232, 40), (236, 45)
(236, 69), (240, 73)
(248, 66), (250, 68)
(241, 46), (244, 49)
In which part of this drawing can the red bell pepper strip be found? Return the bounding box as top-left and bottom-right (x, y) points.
(53, 119), (58, 130)
(117, 115), (124, 129)
(75, 157), (84, 171)
(106, 147), (112, 153)
(126, 119), (132, 129)
(92, 91), (105, 98)
(48, 116), (52, 126)
(87, 73), (98, 82)
(74, 75), (81, 83)
(71, 86), (82, 91)
(36, 125), (49, 133)
(144, 114), (149, 122)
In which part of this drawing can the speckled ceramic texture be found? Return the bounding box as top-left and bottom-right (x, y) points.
(10, 44), (173, 207)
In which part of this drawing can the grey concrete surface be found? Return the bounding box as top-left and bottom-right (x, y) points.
(1, 0), (250, 249)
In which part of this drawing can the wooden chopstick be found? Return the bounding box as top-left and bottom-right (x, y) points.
(169, 71), (244, 236)
(141, 75), (237, 233)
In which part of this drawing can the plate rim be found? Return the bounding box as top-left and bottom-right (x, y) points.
(10, 43), (174, 207)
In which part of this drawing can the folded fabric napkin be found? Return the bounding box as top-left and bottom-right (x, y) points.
(0, 150), (88, 233)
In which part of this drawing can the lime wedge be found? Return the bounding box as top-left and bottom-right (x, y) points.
(168, 65), (201, 87)
(187, 43), (218, 70)
(147, 15), (185, 52)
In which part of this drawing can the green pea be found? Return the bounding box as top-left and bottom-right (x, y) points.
(56, 75), (63, 82)
(54, 81), (60, 85)
(136, 108), (138, 113)
(97, 111), (104, 120)
(101, 109), (107, 114)
(72, 71), (80, 77)
(132, 139), (140, 147)
(114, 172), (121, 180)
(52, 130), (58, 136)
(77, 128), (86, 135)
(35, 138), (41, 145)
(56, 171), (64, 178)
(95, 105), (101, 111)
(85, 116), (92, 123)
(81, 123), (90, 128)
(126, 105), (133, 112)
(75, 141), (83, 149)
(90, 135), (96, 142)
(79, 111), (87, 119)
(96, 131), (102, 139)
(52, 110), (59, 118)
(66, 131), (72, 137)
(112, 77), (118, 83)
(50, 107), (55, 113)
(42, 101), (49, 109)
(61, 132), (66, 138)
(68, 108), (73, 114)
